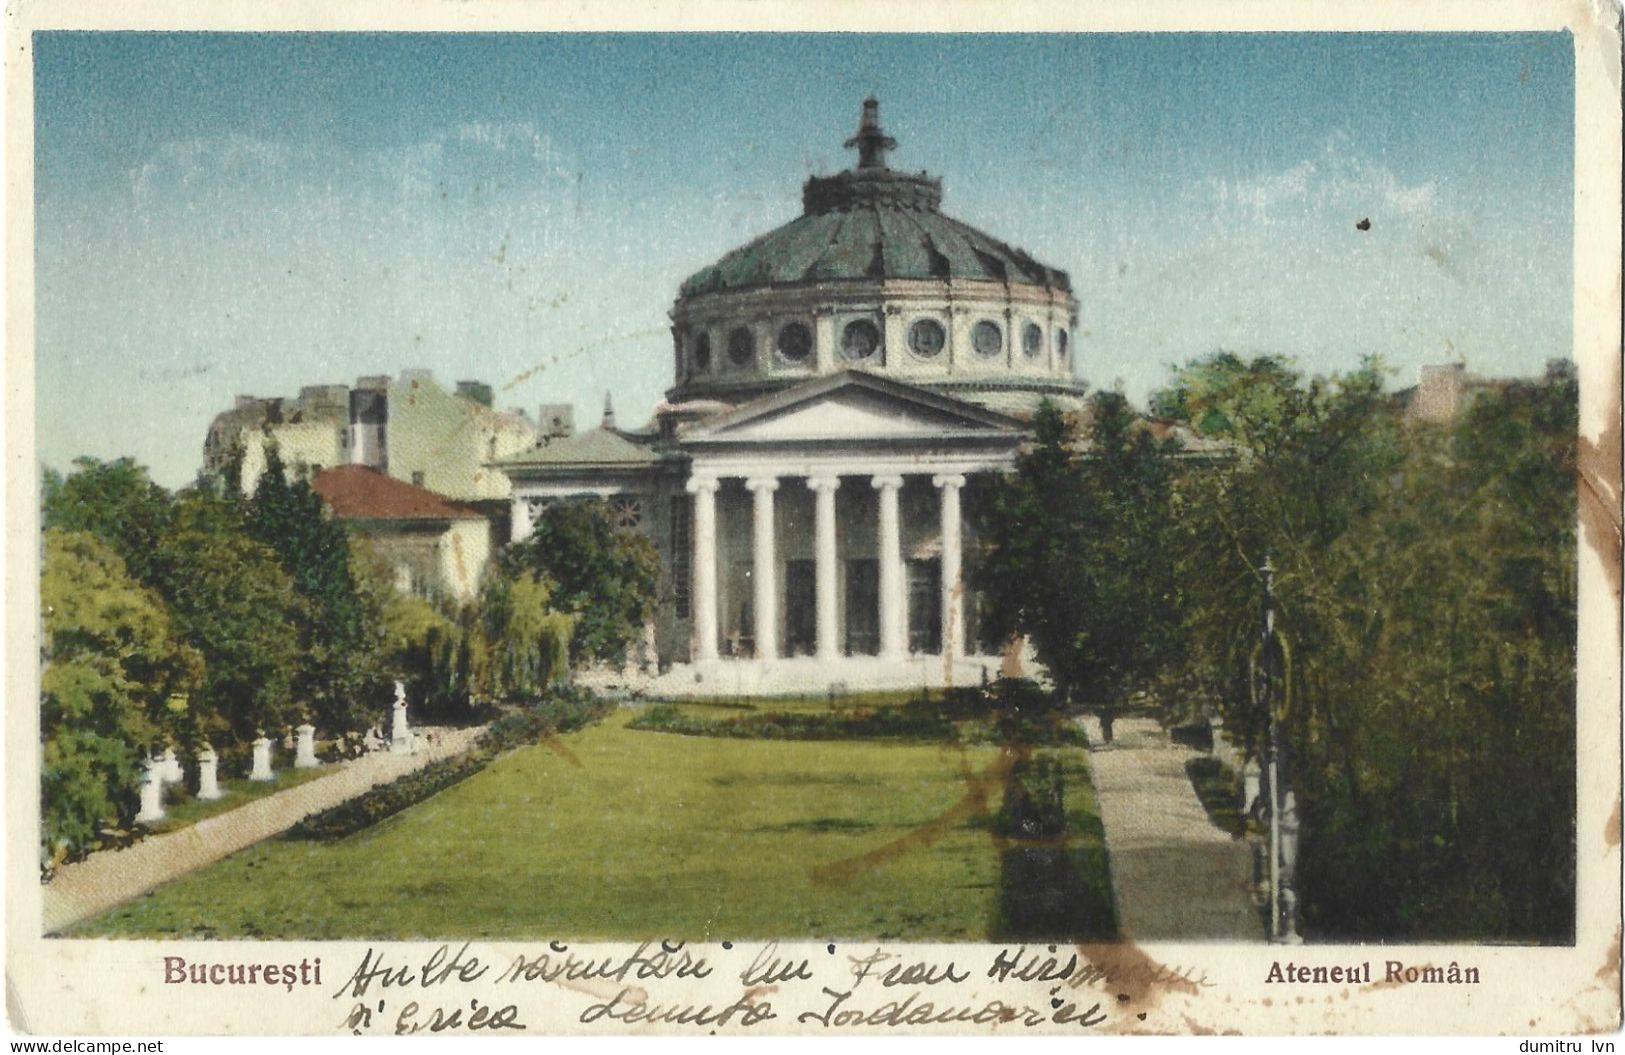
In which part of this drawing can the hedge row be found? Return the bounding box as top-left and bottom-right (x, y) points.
(627, 679), (1088, 745)
(627, 700), (956, 741)
(286, 688), (612, 841)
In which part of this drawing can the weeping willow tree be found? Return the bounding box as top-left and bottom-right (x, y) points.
(482, 571), (576, 701)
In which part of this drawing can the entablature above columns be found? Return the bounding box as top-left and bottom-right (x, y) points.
(684, 451), (1014, 486)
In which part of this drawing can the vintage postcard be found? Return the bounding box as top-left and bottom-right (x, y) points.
(4, 0), (1621, 1040)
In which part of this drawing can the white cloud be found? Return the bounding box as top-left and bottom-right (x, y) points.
(1202, 135), (1439, 227)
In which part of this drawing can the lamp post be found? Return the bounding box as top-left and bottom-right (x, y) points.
(1261, 557), (1281, 941)
(1258, 555), (1302, 944)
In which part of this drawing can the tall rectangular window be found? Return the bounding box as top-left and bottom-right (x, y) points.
(670, 495), (691, 619)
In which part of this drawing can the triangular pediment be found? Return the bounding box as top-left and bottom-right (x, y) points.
(686, 371), (1023, 444)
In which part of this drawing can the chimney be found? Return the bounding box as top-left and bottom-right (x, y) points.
(538, 404), (574, 439)
(455, 380), (494, 408)
(348, 387), (388, 470)
(298, 384), (350, 411)
(602, 392), (616, 431)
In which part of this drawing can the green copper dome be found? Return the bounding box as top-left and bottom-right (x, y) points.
(679, 100), (1071, 298)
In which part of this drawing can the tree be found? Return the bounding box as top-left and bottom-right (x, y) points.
(40, 530), (201, 859)
(382, 593), (483, 721)
(502, 499), (658, 664)
(1152, 353), (1399, 741)
(480, 570), (575, 700)
(978, 395), (1181, 710)
(149, 491), (305, 744)
(1158, 353), (1576, 941)
(42, 458), (174, 586)
(245, 446), (389, 733)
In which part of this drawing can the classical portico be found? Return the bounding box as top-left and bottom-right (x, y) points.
(669, 371), (1023, 691)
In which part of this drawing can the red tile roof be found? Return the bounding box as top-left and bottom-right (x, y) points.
(311, 465), (483, 521)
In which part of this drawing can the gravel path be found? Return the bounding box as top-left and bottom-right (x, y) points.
(41, 726), (485, 934)
(1081, 715), (1262, 942)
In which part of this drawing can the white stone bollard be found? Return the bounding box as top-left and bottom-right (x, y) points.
(196, 747), (222, 801)
(294, 723), (319, 768)
(160, 746), (183, 785)
(390, 681), (412, 755)
(250, 736), (274, 782)
(135, 757), (166, 823)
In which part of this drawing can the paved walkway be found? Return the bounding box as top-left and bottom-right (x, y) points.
(41, 726), (485, 934)
(1080, 715), (1262, 942)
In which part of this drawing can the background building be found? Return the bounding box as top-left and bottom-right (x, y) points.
(203, 368), (542, 561)
(310, 465), (491, 602)
(203, 369), (540, 501)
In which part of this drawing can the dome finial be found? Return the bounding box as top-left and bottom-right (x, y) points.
(844, 96), (897, 170)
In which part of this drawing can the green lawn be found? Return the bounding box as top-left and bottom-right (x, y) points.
(74, 707), (1112, 941)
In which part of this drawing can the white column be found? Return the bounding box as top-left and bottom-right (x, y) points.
(808, 475), (842, 661)
(641, 619), (659, 675)
(872, 474), (906, 660)
(934, 474), (966, 663)
(686, 475), (720, 662)
(511, 495), (534, 542)
(746, 476), (780, 659)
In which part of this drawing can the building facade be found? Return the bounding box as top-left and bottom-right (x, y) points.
(499, 100), (1088, 694)
(203, 370), (540, 508)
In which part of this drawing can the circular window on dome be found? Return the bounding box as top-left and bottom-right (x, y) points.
(1022, 323), (1043, 358)
(972, 320), (1003, 358)
(841, 319), (881, 361)
(909, 318), (946, 358)
(776, 322), (812, 363)
(727, 326), (755, 367)
(693, 332), (712, 371)
(1057, 328), (1070, 361)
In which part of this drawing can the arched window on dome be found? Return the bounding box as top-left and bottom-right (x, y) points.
(727, 327), (755, 368)
(1056, 328), (1070, 366)
(1022, 323), (1043, 359)
(693, 332), (712, 372)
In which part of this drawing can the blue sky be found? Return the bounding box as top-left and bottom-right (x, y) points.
(35, 32), (1574, 488)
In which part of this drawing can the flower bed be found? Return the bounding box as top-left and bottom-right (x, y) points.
(287, 688), (612, 841)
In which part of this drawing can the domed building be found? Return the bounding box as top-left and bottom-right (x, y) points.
(668, 97), (1084, 416)
(499, 100), (1084, 693)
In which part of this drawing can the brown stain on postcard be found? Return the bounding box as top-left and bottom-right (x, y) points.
(1577, 355), (1623, 612)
